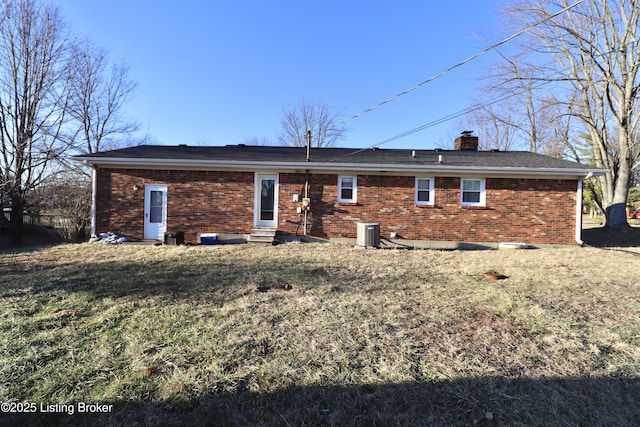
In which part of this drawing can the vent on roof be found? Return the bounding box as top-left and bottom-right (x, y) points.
(371, 147), (379, 151)
(237, 143), (246, 147)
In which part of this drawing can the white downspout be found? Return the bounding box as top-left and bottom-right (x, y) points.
(575, 174), (591, 245)
(91, 165), (97, 238)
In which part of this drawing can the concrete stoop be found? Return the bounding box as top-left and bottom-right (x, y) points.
(248, 228), (277, 245)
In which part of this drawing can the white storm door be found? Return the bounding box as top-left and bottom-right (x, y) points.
(144, 184), (167, 239)
(255, 173), (278, 228)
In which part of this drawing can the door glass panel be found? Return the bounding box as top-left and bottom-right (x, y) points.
(260, 179), (275, 220)
(149, 190), (163, 223)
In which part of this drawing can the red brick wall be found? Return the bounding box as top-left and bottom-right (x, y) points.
(279, 173), (578, 245)
(95, 168), (254, 242)
(96, 168), (579, 245)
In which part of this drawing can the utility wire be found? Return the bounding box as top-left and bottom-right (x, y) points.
(335, 0), (586, 128)
(320, 94), (516, 164)
(321, 68), (569, 164)
(315, 0), (587, 164)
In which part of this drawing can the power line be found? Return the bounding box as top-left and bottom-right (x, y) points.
(322, 69), (568, 164)
(335, 0), (586, 127)
(316, 0), (587, 164)
(321, 94), (514, 164)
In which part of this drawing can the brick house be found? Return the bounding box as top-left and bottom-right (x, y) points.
(73, 134), (606, 246)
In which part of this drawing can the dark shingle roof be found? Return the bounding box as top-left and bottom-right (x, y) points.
(74, 144), (604, 176)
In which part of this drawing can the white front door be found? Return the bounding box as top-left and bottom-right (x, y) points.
(144, 184), (167, 239)
(255, 173), (278, 228)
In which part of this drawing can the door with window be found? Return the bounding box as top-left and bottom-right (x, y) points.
(255, 174), (278, 228)
(144, 185), (167, 239)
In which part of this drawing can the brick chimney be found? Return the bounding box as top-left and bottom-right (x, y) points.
(454, 131), (479, 151)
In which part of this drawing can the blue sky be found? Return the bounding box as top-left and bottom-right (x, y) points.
(52, 1), (504, 149)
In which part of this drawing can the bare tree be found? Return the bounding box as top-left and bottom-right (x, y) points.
(0, 0), (70, 241)
(502, 0), (640, 231)
(278, 101), (349, 147)
(457, 100), (525, 151)
(66, 39), (138, 155)
(543, 92), (583, 159)
(32, 171), (91, 240)
(492, 55), (561, 154)
(465, 46), (577, 156)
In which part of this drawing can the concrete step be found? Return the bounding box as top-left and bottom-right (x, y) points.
(248, 228), (277, 244)
(251, 228), (277, 236)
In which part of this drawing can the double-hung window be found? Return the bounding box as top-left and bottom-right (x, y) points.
(415, 177), (434, 205)
(338, 175), (357, 203)
(460, 178), (485, 206)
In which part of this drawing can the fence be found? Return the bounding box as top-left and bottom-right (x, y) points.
(2, 209), (89, 240)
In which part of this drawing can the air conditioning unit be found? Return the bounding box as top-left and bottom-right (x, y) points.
(356, 222), (380, 248)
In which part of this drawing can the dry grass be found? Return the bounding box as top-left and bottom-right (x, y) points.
(1, 242), (639, 426)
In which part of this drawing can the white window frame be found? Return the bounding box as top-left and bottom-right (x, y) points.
(460, 178), (486, 207)
(415, 177), (434, 205)
(338, 175), (357, 203)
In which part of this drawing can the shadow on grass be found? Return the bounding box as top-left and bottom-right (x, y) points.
(582, 226), (640, 248)
(0, 224), (68, 251)
(0, 254), (341, 305)
(5, 376), (640, 426)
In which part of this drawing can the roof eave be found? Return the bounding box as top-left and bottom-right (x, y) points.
(73, 156), (608, 178)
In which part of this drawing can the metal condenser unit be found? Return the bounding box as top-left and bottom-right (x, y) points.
(356, 222), (380, 248)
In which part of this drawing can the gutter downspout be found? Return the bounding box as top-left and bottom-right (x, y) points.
(90, 164), (97, 238)
(304, 170), (309, 235)
(304, 130), (311, 235)
(575, 173), (592, 245)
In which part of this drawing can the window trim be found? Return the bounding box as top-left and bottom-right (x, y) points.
(414, 177), (434, 205)
(338, 175), (357, 203)
(460, 178), (486, 207)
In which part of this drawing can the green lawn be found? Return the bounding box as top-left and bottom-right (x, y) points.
(1, 242), (639, 426)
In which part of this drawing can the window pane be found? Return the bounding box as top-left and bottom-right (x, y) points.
(463, 180), (481, 191)
(339, 176), (356, 201)
(261, 180), (275, 211)
(149, 190), (163, 223)
(150, 207), (162, 223)
(462, 191), (480, 203)
(260, 179), (275, 220)
(341, 177), (353, 188)
(417, 179), (430, 190)
(417, 190), (430, 202)
(150, 190), (163, 207)
(260, 210), (274, 220)
(341, 188), (353, 200)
